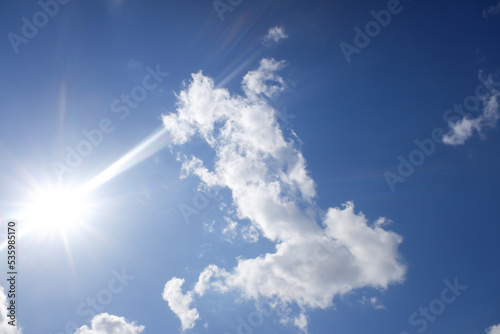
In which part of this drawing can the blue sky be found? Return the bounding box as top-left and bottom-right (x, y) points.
(0, 0), (500, 333)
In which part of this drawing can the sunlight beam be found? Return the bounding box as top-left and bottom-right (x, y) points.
(79, 126), (171, 194)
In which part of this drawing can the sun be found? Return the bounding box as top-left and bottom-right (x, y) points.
(23, 185), (91, 236)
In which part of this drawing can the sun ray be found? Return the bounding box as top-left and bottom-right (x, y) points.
(79, 126), (171, 194)
(1, 127), (171, 255)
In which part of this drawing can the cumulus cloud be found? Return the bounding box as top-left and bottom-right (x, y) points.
(443, 89), (499, 145)
(73, 313), (144, 334)
(0, 286), (22, 333)
(487, 324), (500, 334)
(263, 26), (288, 44)
(162, 278), (199, 330)
(161, 58), (406, 331)
(483, 1), (500, 17)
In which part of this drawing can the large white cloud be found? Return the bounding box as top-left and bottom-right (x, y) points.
(73, 313), (144, 334)
(162, 57), (406, 331)
(443, 89), (499, 145)
(0, 286), (22, 334)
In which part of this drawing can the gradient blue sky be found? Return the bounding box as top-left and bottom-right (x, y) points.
(1, 1), (500, 334)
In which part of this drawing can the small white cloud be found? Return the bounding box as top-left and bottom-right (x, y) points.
(202, 220), (215, 233)
(443, 118), (478, 145)
(263, 26), (288, 44)
(370, 297), (385, 310)
(73, 313), (144, 334)
(359, 296), (386, 310)
(0, 286), (22, 333)
(487, 324), (500, 334)
(483, 1), (500, 17)
(294, 313), (308, 332)
(162, 278), (199, 330)
(374, 217), (391, 227)
(443, 86), (499, 145)
(222, 217), (238, 242)
(241, 224), (260, 243)
(242, 58), (288, 99)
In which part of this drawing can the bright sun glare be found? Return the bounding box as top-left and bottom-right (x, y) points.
(23, 186), (90, 235)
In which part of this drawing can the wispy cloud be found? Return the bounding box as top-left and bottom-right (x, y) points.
(127, 58), (144, 70)
(221, 217), (238, 242)
(359, 296), (386, 310)
(161, 58), (406, 331)
(263, 26), (288, 45)
(443, 88), (499, 145)
(106, 0), (125, 15)
(73, 313), (144, 334)
(241, 224), (259, 243)
(483, 1), (500, 17)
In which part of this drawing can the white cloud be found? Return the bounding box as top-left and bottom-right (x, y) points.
(162, 58), (406, 331)
(263, 26), (288, 44)
(443, 89), (499, 145)
(294, 313), (308, 332)
(359, 296), (386, 310)
(1, 288), (143, 334)
(241, 224), (260, 243)
(374, 217), (391, 227)
(73, 313), (144, 334)
(242, 58), (288, 99)
(162, 278), (199, 330)
(222, 217), (238, 242)
(202, 220), (215, 233)
(193, 264), (228, 296)
(483, 1), (500, 17)
(0, 286), (22, 334)
(487, 324), (500, 334)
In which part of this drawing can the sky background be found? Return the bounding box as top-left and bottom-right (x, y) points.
(0, 0), (500, 334)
